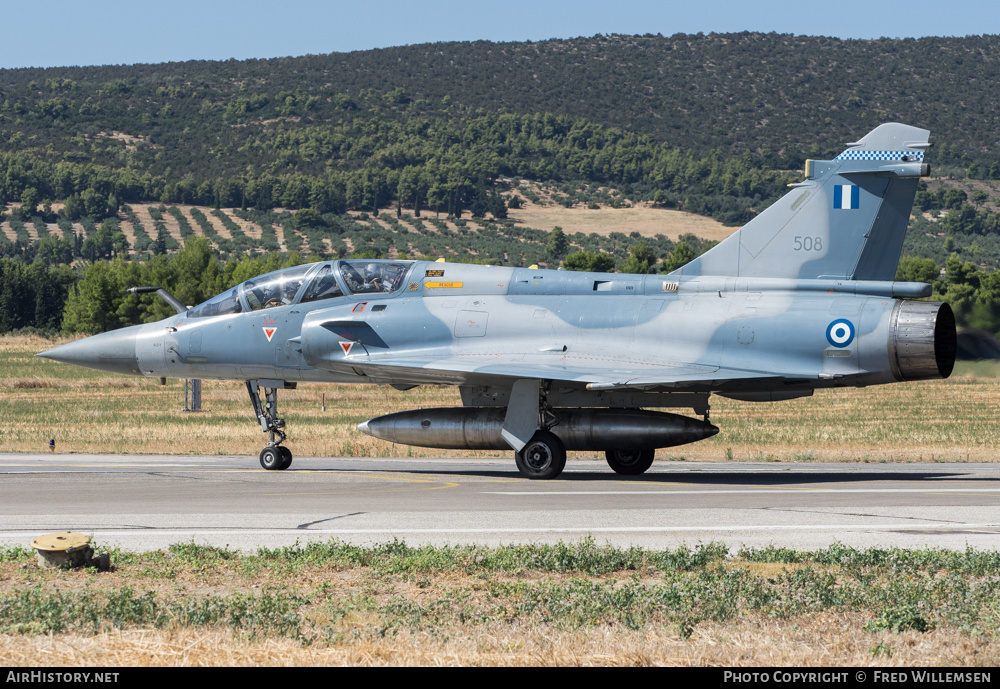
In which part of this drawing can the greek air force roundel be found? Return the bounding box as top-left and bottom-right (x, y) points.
(826, 319), (855, 348)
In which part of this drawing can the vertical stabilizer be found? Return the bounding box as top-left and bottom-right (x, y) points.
(673, 123), (931, 281)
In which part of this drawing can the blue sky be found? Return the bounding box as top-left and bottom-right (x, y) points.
(4, 0), (997, 69)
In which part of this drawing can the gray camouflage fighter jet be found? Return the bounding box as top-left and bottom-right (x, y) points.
(40, 123), (956, 479)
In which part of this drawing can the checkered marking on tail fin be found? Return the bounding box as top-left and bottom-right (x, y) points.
(834, 150), (924, 162)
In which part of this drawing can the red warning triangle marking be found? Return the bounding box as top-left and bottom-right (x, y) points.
(263, 327), (277, 342)
(340, 341), (354, 355)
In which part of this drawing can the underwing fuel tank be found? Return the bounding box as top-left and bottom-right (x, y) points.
(358, 408), (719, 451)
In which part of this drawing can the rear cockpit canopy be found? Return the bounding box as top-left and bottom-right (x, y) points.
(338, 261), (409, 294)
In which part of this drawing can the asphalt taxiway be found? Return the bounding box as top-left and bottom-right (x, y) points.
(2, 453), (1000, 552)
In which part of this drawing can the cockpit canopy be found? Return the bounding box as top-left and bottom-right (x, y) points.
(338, 261), (408, 294)
(186, 260), (412, 318)
(244, 264), (313, 312)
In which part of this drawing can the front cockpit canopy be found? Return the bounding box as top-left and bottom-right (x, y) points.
(185, 287), (243, 319)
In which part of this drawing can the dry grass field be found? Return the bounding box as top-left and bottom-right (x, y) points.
(505, 180), (736, 241)
(6, 335), (998, 462)
(4, 609), (997, 667)
(508, 199), (733, 242)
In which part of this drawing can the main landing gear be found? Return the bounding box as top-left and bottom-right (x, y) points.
(513, 428), (658, 478)
(246, 380), (293, 470)
(515, 430), (567, 480)
(604, 448), (655, 475)
(507, 380), (661, 480)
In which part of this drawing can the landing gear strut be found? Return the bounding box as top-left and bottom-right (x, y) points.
(503, 380), (569, 480)
(247, 380), (293, 470)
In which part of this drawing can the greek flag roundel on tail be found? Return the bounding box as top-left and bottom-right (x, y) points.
(833, 184), (860, 210)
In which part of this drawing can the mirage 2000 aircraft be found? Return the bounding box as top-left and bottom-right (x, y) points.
(40, 123), (956, 479)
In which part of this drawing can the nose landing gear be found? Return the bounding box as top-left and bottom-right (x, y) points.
(247, 380), (294, 470)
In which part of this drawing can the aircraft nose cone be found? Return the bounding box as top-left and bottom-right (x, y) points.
(38, 326), (142, 376)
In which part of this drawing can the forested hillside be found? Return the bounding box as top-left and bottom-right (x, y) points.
(1, 33), (1000, 337)
(6, 33), (1000, 170)
(4, 33), (1000, 220)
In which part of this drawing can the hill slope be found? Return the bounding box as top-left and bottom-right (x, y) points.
(4, 33), (999, 173)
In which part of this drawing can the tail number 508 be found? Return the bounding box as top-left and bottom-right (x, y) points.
(793, 236), (823, 252)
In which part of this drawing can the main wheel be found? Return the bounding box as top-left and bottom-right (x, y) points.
(279, 446), (293, 470)
(604, 448), (656, 475)
(515, 430), (566, 480)
(259, 446), (284, 470)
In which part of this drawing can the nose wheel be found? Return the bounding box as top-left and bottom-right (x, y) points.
(247, 380), (294, 470)
(259, 445), (293, 470)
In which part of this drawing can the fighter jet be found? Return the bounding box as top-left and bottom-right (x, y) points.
(40, 123), (956, 479)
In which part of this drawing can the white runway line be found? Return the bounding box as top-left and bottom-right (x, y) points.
(4, 523), (1000, 539)
(485, 487), (1000, 496)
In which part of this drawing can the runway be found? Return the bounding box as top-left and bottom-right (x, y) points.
(3, 453), (1000, 553)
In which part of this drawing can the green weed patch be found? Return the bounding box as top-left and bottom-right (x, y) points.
(3, 540), (1000, 647)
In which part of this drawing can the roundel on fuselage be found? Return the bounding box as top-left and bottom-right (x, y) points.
(826, 319), (855, 348)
